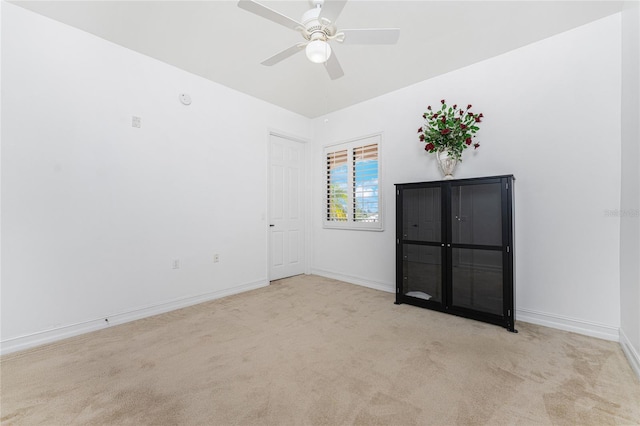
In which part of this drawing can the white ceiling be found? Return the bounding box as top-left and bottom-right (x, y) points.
(12, 0), (623, 118)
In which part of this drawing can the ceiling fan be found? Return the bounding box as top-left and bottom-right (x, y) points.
(237, 0), (400, 80)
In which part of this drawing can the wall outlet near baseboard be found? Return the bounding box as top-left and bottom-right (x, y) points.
(213, 254), (219, 263)
(172, 259), (180, 269)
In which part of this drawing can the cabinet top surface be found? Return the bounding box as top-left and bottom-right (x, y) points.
(395, 174), (514, 186)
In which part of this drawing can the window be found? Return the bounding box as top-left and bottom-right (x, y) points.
(324, 134), (382, 230)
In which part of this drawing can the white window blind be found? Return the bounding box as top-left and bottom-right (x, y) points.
(324, 135), (382, 230)
(326, 149), (349, 222)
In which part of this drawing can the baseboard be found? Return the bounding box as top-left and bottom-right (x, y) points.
(619, 328), (640, 380)
(0, 279), (269, 356)
(310, 268), (395, 293)
(517, 308), (620, 342)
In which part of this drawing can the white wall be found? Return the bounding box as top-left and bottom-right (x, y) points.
(311, 14), (623, 340)
(0, 2), (310, 353)
(620, 1), (640, 377)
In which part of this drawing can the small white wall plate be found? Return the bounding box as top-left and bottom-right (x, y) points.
(179, 93), (192, 105)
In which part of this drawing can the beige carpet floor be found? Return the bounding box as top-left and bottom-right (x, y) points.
(1, 274), (639, 425)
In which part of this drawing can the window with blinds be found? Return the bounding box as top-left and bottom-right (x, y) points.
(324, 134), (382, 230)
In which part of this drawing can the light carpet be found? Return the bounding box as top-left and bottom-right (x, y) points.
(1, 274), (639, 425)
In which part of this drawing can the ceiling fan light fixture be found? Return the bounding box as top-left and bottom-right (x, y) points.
(306, 39), (332, 63)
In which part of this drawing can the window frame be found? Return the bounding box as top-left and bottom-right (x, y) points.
(323, 134), (383, 231)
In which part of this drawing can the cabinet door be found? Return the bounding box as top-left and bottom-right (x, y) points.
(450, 248), (503, 315)
(398, 185), (444, 305)
(402, 244), (442, 303)
(402, 186), (441, 242)
(450, 181), (502, 246)
(449, 179), (506, 317)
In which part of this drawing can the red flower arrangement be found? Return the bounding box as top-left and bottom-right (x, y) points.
(418, 99), (483, 161)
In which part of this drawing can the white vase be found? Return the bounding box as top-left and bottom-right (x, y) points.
(436, 150), (457, 180)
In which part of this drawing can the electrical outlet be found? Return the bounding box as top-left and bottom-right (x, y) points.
(172, 259), (180, 269)
(213, 254), (219, 263)
(132, 116), (141, 128)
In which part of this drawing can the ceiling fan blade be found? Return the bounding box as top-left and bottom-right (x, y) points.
(238, 0), (303, 31)
(324, 52), (344, 80)
(339, 28), (400, 45)
(318, 0), (348, 24)
(261, 43), (306, 66)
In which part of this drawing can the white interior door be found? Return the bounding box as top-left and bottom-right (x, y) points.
(269, 134), (306, 281)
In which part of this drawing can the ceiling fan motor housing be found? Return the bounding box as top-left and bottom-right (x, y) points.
(301, 4), (336, 42)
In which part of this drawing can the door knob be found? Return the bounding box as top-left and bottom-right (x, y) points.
(269, 224), (275, 227)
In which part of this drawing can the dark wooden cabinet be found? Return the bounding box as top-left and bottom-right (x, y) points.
(395, 175), (516, 332)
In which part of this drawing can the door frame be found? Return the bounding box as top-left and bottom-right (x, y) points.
(266, 129), (312, 281)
